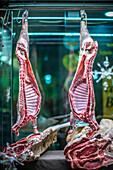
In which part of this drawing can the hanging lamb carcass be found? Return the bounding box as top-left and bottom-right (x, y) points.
(12, 10), (42, 136)
(68, 10), (99, 136)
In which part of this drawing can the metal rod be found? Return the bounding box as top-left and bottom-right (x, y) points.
(1, 3), (113, 10)
(13, 17), (113, 21)
(64, 11), (66, 27)
(8, 3), (113, 8)
(16, 32), (113, 36)
(50, 113), (70, 120)
(11, 10), (13, 144)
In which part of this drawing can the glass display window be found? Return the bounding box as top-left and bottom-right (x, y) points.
(0, 7), (113, 150)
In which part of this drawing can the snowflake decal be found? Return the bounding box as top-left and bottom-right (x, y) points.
(92, 56), (113, 91)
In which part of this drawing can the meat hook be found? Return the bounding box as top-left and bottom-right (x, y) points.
(22, 10), (28, 23)
(3, 10), (11, 26)
(80, 9), (86, 18)
(23, 10), (28, 19)
(80, 10), (87, 25)
(16, 10), (21, 24)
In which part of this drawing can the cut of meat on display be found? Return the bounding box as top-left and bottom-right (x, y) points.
(2, 122), (70, 163)
(2, 128), (54, 162)
(68, 10), (99, 135)
(12, 10), (42, 136)
(64, 125), (113, 170)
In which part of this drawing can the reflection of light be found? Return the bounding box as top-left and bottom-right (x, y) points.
(107, 43), (113, 47)
(0, 56), (9, 62)
(105, 11), (113, 17)
(12, 33), (16, 37)
(8, 58), (12, 66)
(63, 36), (79, 50)
(93, 74), (98, 80)
(44, 74), (52, 84)
(44, 56), (48, 61)
(3, 30), (7, 33)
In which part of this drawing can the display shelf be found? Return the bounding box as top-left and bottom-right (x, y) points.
(16, 150), (113, 170)
(1, 150), (113, 169)
(17, 150), (72, 170)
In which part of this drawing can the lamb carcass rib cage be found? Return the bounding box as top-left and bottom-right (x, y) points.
(12, 11), (42, 136)
(69, 11), (99, 134)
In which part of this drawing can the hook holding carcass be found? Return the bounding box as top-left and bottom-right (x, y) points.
(22, 10), (29, 20)
(80, 9), (87, 25)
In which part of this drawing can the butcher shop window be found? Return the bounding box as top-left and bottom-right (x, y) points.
(0, 9), (113, 150)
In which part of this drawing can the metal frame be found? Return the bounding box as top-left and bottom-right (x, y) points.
(1, 3), (113, 10)
(11, 10), (13, 144)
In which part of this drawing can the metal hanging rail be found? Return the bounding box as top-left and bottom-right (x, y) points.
(13, 17), (113, 21)
(28, 33), (113, 36)
(12, 32), (113, 37)
(1, 3), (113, 10)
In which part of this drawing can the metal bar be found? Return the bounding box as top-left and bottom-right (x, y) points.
(8, 3), (113, 8)
(13, 25), (80, 27)
(1, 3), (113, 10)
(13, 17), (80, 20)
(64, 11), (67, 27)
(28, 32), (79, 36)
(50, 113), (70, 120)
(12, 17), (113, 21)
(23, 32), (113, 36)
(11, 10), (13, 144)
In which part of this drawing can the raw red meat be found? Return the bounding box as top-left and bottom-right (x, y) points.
(69, 10), (99, 135)
(2, 122), (70, 162)
(12, 10), (41, 136)
(2, 129), (52, 162)
(64, 126), (113, 169)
